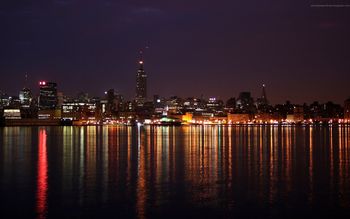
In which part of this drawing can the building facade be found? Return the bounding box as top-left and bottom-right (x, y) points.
(135, 55), (147, 105)
(19, 87), (33, 108)
(38, 81), (58, 110)
(345, 98), (350, 120)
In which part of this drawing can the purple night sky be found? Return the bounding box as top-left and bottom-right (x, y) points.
(1, 0), (350, 104)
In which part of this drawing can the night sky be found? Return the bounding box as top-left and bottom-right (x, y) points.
(1, 0), (350, 104)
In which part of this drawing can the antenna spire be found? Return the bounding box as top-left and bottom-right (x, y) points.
(138, 49), (144, 69)
(262, 84), (267, 99)
(139, 49), (143, 60)
(24, 72), (28, 88)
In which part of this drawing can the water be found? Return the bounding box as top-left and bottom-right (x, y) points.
(0, 125), (350, 219)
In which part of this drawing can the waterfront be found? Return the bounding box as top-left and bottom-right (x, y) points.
(1, 125), (350, 218)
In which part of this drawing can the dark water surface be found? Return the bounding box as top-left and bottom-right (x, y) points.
(1, 125), (350, 219)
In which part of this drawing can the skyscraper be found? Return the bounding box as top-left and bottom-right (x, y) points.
(38, 81), (58, 110)
(19, 73), (33, 108)
(19, 87), (32, 108)
(135, 50), (147, 105)
(262, 84), (267, 102)
(236, 92), (255, 113)
(345, 98), (350, 120)
(256, 84), (269, 112)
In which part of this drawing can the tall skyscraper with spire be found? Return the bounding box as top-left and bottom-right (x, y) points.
(261, 84), (268, 105)
(257, 84), (269, 112)
(135, 50), (147, 105)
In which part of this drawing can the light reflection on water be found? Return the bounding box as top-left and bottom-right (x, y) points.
(0, 125), (350, 218)
(37, 129), (48, 219)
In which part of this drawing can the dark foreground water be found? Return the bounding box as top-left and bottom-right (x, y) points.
(0, 125), (350, 219)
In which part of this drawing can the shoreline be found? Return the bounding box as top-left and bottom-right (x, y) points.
(1, 122), (349, 127)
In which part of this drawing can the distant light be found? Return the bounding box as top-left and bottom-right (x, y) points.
(104, 91), (107, 95)
(139, 61), (143, 64)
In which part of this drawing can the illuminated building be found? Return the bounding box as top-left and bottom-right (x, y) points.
(256, 84), (269, 112)
(38, 81), (58, 110)
(344, 98), (350, 120)
(3, 109), (21, 119)
(102, 89), (124, 117)
(19, 74), (33, 108)
(135, 51), (147, 105)
(153, 95), (164, 114)
(76, 92), (89, 102)
(182, 112), (193, 122)
(286, 105), (304, 123)
(19, 87), (36, 119)
(107, 89), (117, 114)
(309, 101), (322, 119)
(165, 96), (184, 114)
(61, 102), (97, 121)
(206, 97), (224, 112)
(322, 101), (343, 119)
(225, 97), (236, 112)
(57, 92), (64, 108)
(183, 97), (205, 111)
(19, 87), (33, 108)
(260, 84), (268, 104)
(0, 92), (10, 107)
(153, 94), (161, 105)
(236, 92), (255, 114)
(227, 113), (250, 123)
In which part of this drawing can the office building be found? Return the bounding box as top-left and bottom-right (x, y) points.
(38, 81), (58, 110)
(236, 92), (255, 113)
(135, 51), (147, 105)
(256, 84), (269, 112)
(344, 98), (350, 120)
(19, 87), (33, 108)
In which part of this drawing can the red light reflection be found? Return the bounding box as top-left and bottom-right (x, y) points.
(37, 129), (48, 219)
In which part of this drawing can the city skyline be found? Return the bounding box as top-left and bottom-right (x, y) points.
(0, 69), (349, 106)
(1, 73), (349, 106)
(0, 53), (349, 106)
(2, 2), (350, 219)
(1, 1), (350, 104)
